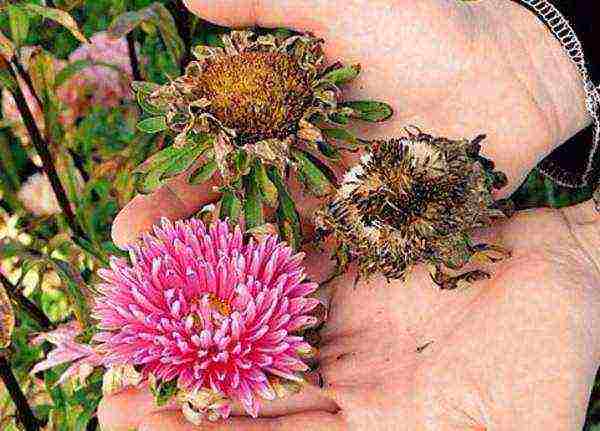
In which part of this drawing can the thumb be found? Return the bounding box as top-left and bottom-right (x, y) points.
(138, 409), (346, 431)
(111, 168), (221, 249)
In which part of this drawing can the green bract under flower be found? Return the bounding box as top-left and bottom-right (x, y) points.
(315, 130), (515, 289)
(133, 30), (393, 248)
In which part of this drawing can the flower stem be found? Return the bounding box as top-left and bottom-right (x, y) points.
(0, 273), (54, 331)
(5, 62), (88, 242)
(126, 32), (142, 82)
(0, 355), (40, 431)
(168, 0), (193, 70)
(11, 57), (44, 114)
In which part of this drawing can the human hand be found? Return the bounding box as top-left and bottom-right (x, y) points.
(100, 1), (600, 429)
(111, 0), (591, 247)
(100, 200), (600, 430)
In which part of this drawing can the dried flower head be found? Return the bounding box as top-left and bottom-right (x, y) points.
(315, 129), (514, 289)
(134, 30), (392, 245)
(93, 218), (319, 420)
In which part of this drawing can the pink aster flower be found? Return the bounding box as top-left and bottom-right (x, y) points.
(30, 321), (104, 386)
(58, 31), (133, 120)
(93, 218), (319, 419)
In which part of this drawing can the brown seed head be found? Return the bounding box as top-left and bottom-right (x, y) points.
(195, 51), (313, 144)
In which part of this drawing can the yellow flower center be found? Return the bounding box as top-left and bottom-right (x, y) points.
(196, 51), (313, 144)
(206, 293), (231, 317)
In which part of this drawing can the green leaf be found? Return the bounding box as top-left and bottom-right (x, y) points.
(134, 138), (212, 193)
(132, 81), (160, 93)
(136, 92), (167, 116)
(0, 30), (15, 60)
(292, 149), (335, 197)
(136, 116), (167, 133)
(255, 161), (278, 207)
(0, 55), (18, 91)
(22, 4), (88, 44)
(53, 0), (85, 11)
(29, 49), (63, 142)
(243, 166), (264, 230)
(267, 167), (302, 250)
(189, 158), (217, 185)
(220, 190), (242, 223)
(342, 100), (394, 122)
(322, 64), (361, 85)
(109, 3), (185, 65)
(8, 5), (30, 48)
(50, 259), (92, 327)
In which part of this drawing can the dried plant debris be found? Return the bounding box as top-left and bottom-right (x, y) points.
(315, 129), (514, 289)
(0, 282), (15, 349)
(133, 30), (392, 247)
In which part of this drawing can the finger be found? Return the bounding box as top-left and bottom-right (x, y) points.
(97, 383), (339, 431)
(182, 0), (336, 31)
(111, 169), (221, 249)
(97, 387), (173, 431)
(139, 409), (346, 431)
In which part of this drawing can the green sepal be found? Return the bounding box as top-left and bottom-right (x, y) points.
(189, 158), (218, 185)
(136, 116), (168, 134)
(220, 189), (242, 223)
(321, 128), (362, 150)
(133, 81), (167, 116)
(132, 81), (161, 93)
(328, 112), (349, 125)
(321, 64), (361, 86)
(134, 136), (211, 193)
(317, 140), (341, 160)
(291, 149), (334, 197)
(233, 149), (252, 178)
(243, 164), (264, 230)
(342, 100), (393, 122)
(255, 161), (278, 207)
(267, 167), (302, 250)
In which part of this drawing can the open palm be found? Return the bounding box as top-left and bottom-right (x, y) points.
(99, 1), (599, 430)
(99, 201), (600, 430)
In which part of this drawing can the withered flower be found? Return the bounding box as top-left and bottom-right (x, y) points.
(315, 129), (514, 289)
(134, 30), (392, 246)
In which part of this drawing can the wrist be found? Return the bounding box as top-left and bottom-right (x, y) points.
(481, 1), (592, 145)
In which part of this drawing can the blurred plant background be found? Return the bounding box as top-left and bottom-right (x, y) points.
(0, 1), (596, 430)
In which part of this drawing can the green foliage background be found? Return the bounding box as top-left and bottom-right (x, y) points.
(0, 1), (596, 430)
